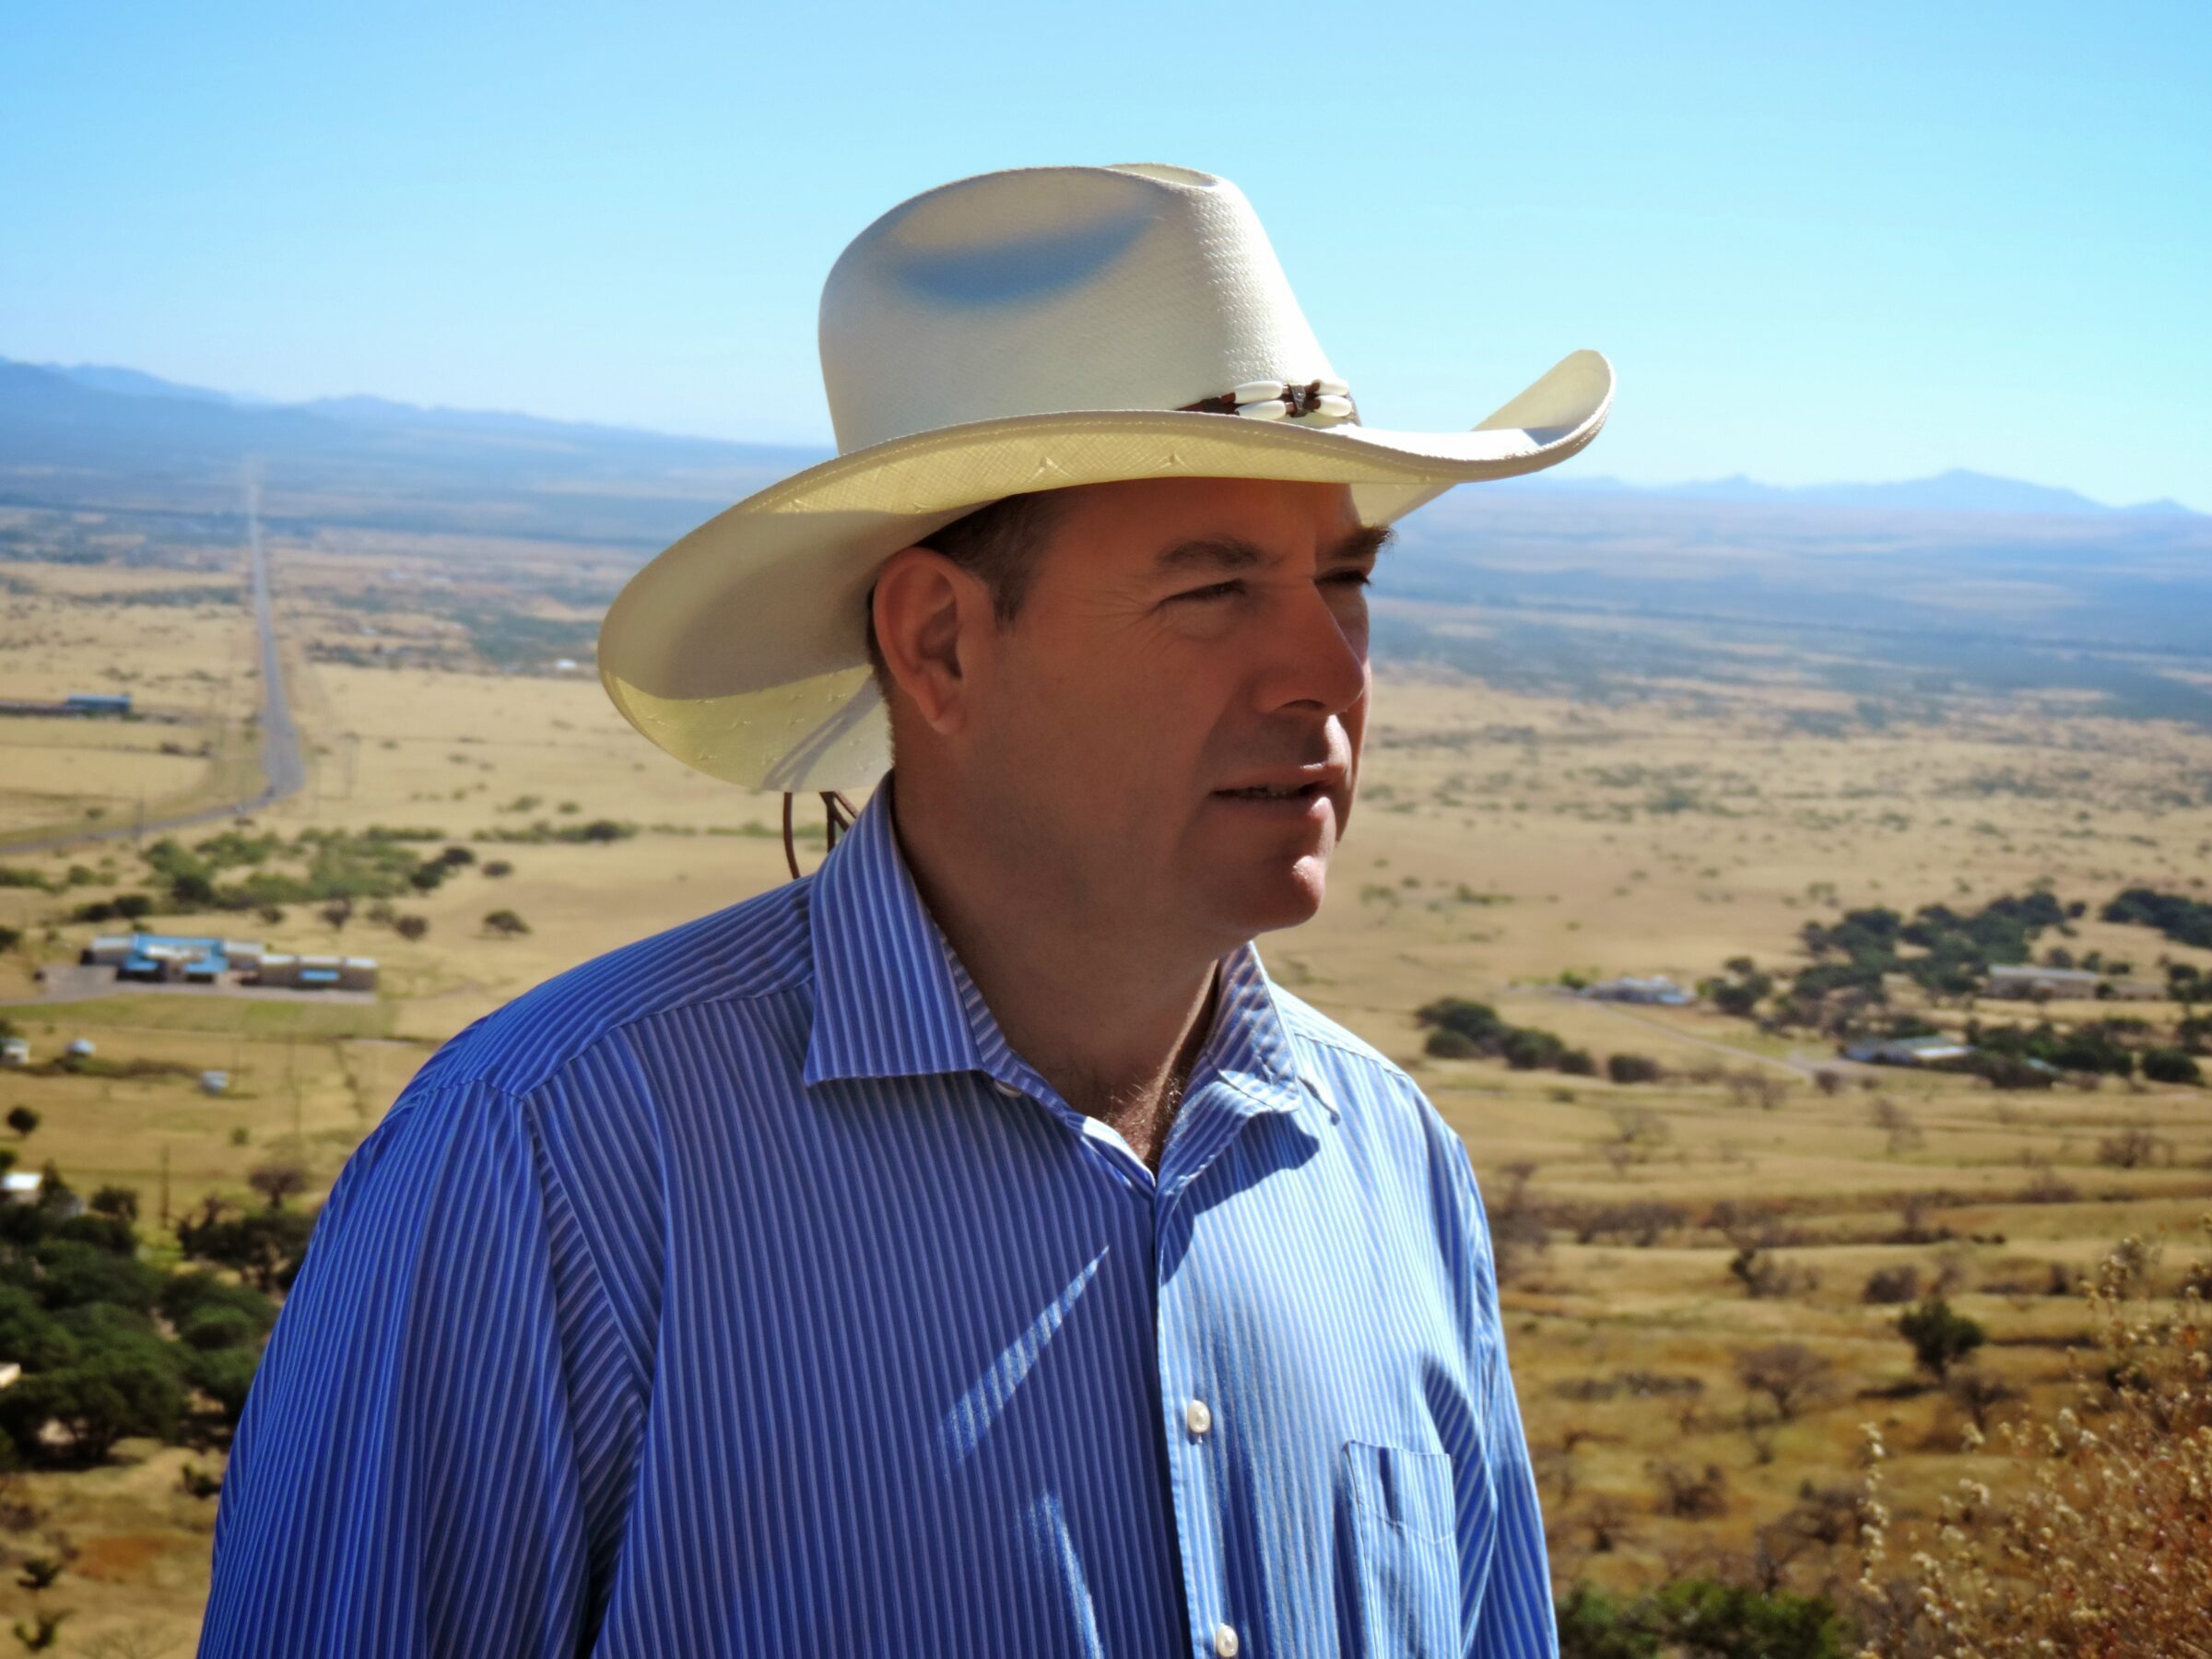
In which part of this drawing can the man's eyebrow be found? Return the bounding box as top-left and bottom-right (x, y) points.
(1327, 524), (1396, 565)
(1151, 523), (1396, 576)
(1153, 535), (1270, 575)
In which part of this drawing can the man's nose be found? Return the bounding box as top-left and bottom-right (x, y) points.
(1260, 582), (1369, 716)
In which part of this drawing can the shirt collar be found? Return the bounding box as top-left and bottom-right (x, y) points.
(802, 779), (1313, 1118)
(801, 779), (982, 1088)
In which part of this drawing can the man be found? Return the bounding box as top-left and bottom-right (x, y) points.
(200, 163), (1610, 1656)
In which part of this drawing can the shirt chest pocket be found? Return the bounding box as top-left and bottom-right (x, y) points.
(1338, 1440), (1462, 1657)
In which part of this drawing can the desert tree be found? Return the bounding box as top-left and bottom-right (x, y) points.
(1735, 1342), (1835, 1423)
(245, 1159), (308, 1211)
(1897, 1297), (1985, 1381)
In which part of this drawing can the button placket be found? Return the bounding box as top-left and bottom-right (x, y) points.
(1158, 1194), (1229, 1659)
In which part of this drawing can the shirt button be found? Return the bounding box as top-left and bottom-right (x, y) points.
(1184, 1398), (1213, 1437)
(1212, 1623), (1240, 1657)
(992, 1079), (1020, 1099)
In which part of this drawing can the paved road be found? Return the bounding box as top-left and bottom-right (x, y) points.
(2, 476), (305, 855)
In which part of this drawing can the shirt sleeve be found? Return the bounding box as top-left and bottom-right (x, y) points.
(199, 1077), (629, 1657)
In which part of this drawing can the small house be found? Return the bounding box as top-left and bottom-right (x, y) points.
(199, 1070), (230, 1096)
(62, 692), (132, 716)
(64, 1038), (95, 1059)
(1987, 964), (2101, 999)
(1584, 974), (1697, 1006)
(1842, 1034), (1974, 1067)
(0, 1038), (27, 1068)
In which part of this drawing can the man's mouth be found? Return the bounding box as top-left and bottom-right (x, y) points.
(1215, 781), (1325, 802)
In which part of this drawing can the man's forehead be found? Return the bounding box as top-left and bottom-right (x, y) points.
(1050, 475), (1371, 558)
(1062, 473), (1355, 517)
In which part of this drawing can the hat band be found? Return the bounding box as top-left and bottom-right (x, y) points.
(1178, 377), (1356, 425)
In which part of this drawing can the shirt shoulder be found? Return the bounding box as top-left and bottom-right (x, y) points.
(1267, 980), (1477, 1177)
(1267, 982), (1411, 1082)
(407, 872), (818, 1101)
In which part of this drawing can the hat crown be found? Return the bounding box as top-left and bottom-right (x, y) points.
(819, 164), (1341, 454)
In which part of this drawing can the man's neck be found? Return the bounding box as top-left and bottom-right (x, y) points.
(886, 777), (1223, 1171)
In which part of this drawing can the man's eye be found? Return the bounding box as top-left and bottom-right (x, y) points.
(1327, 569), (1373, 588)
(1170, 580), (1244, 604)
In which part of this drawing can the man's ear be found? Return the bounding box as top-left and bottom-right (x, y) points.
(871, 546), (987, 735)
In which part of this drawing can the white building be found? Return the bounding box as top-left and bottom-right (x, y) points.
(250, 952), (378, 993)
(1843, 1034), (1974, 1066)
(1987, 964), (2101, 998)
(1584, 974), (1697, 1006)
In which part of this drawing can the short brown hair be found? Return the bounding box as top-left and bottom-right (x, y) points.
(863, 489), (1067, 692)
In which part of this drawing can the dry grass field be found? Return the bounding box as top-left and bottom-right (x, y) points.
(1, 520), (2208, 1651)
(0, 541), (259, 844)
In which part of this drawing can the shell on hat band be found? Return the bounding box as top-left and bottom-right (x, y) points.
(1179, 378), (1356, 425)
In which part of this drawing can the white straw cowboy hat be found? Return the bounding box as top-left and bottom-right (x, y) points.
(598, 162), (1612, 795)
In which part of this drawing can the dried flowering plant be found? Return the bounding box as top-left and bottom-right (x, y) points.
(1853, 1216), (2212, 1658)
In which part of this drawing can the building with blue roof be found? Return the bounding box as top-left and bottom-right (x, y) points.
(80, 933), (373, 992)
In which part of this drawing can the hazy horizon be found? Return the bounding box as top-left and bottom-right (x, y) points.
(9, 350), (2196, 516)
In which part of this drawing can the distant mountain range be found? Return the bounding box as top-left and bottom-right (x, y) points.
(6, 355), (2198, 522)
(0, 356), (814, 542)
(1488, 466), (2198, 518)
(6, 357), (817, 464)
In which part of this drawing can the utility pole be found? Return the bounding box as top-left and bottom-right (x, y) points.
(159, 1143), (171, 1231)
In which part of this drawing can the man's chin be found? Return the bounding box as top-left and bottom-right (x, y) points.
(1210, 862), (1330, 941)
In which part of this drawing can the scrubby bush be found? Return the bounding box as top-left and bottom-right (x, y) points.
(1857, 1221), (2212, 1655)
(1861, 1265), (1922, 1305)
(1735, 1342), (1834, 1422)
(1897, 1297), (1984, 1380)
(1414, 997), (1591, 1079)
(2143, 1048), (2202, 1085)
(1606, 1053), (1664, 1085)
(1558, 1578), (1845, 1659)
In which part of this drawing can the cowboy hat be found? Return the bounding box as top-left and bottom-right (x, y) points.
(598, 162), (1612, 793)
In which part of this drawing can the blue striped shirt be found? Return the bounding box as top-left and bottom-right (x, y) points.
(200, 782), (1556, 1657)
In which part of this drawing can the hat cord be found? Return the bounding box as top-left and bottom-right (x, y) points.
(782, 790), (861, 880)
(1178, 376), (1355, 424)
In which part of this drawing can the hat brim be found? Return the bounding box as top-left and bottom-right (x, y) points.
(599, 348), (1612, 791)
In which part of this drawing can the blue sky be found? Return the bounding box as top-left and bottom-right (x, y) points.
(5, 1), (2206, 507)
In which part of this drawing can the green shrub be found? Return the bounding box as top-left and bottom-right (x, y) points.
(1558, 1577), (1845, 1659)
(1898, 1297), (1984, 1379)
(2144, 1048), (2203, 1086)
